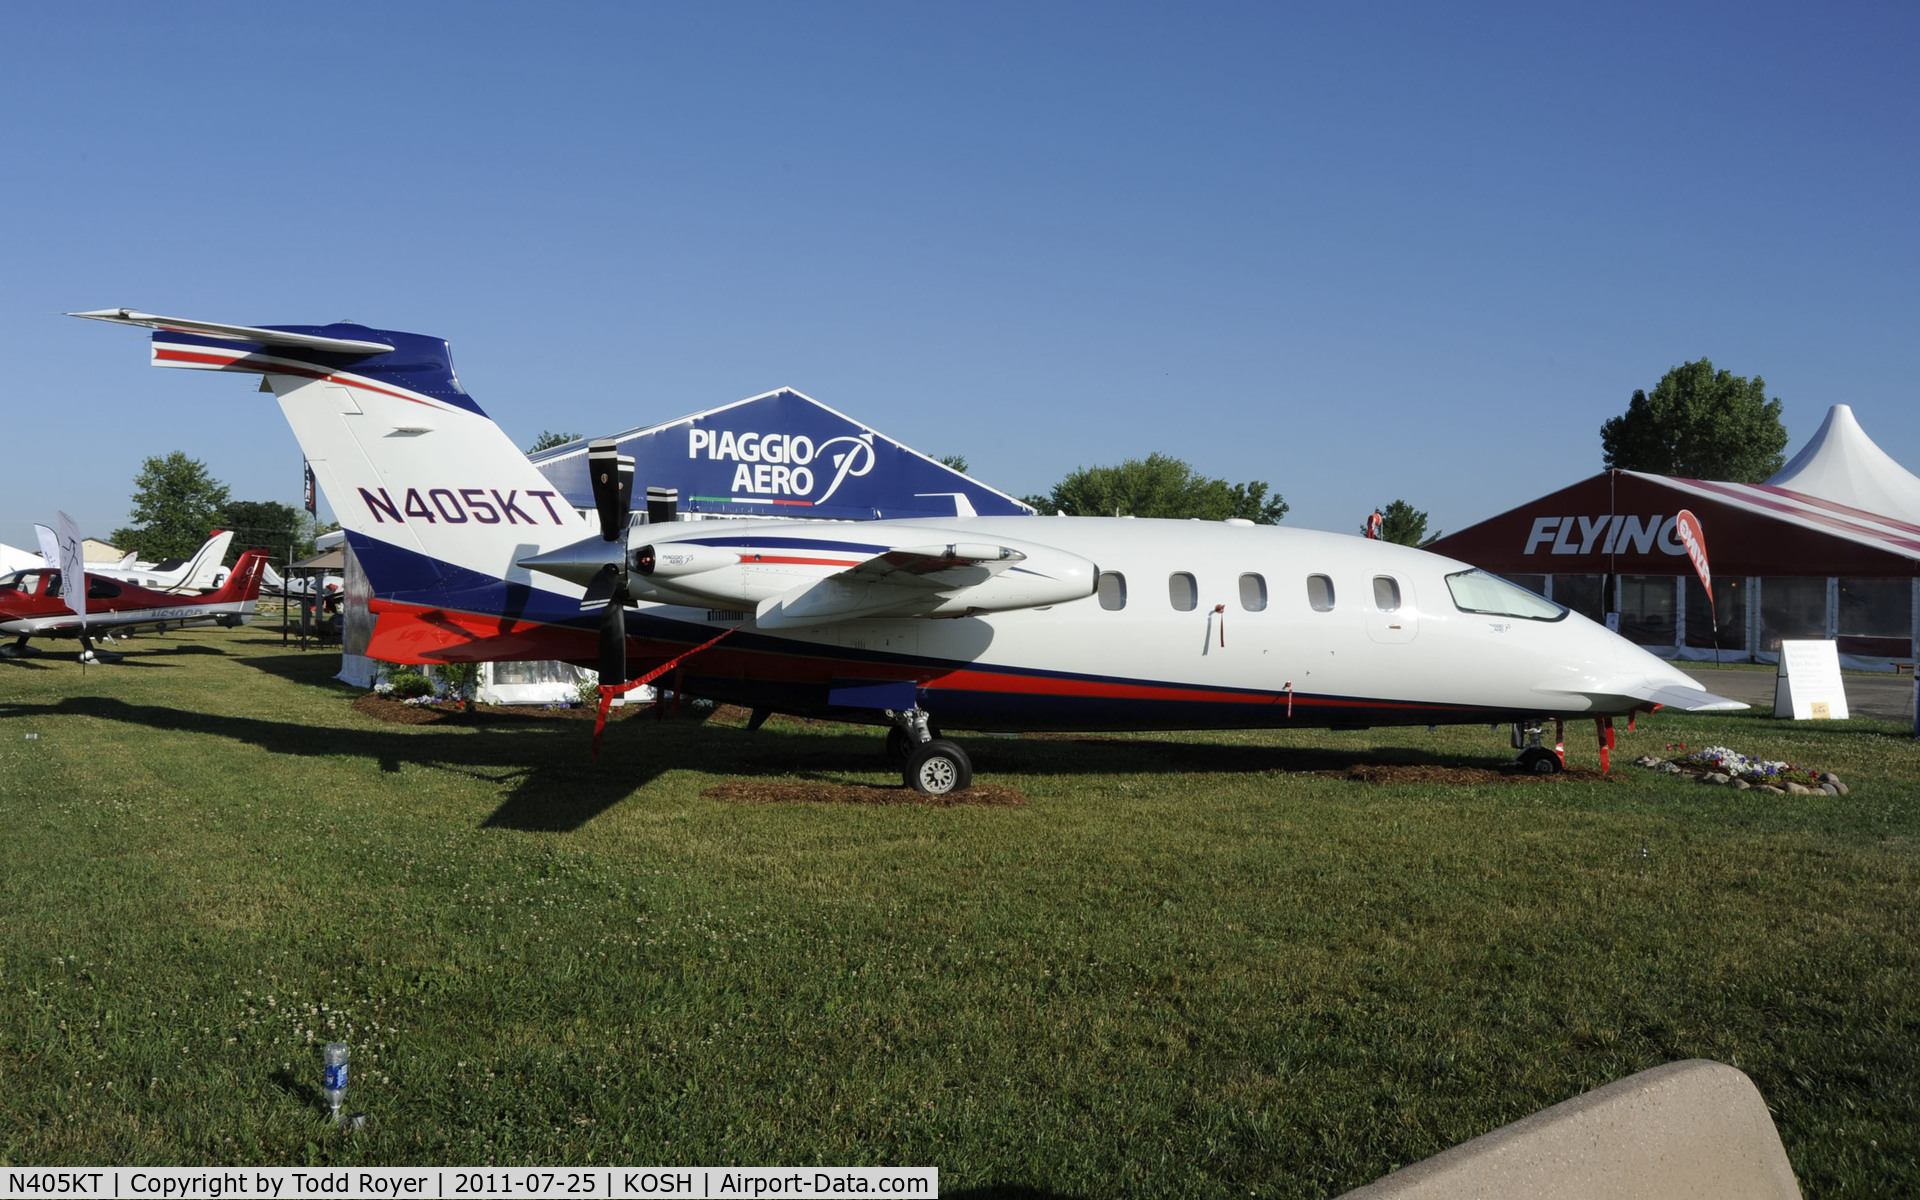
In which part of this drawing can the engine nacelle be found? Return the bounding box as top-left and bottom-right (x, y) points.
(634, 542), (736, 579)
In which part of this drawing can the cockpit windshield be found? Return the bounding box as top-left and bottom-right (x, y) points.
(1445, 569), (1566, 622)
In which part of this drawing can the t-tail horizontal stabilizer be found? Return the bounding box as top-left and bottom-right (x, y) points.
(68, 309), (396, 355)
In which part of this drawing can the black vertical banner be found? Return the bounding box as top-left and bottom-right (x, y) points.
(304, 460), (317, 515)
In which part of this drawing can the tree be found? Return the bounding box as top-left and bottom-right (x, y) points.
(110, 452), (231, 562)
(219, 499), (307, 564)
(1364, 499), (1440, 546)
(1035, 453), (1288, 523)
(526, 430), (581, 453)
(1599, 359), (1789, 482)
(937, 454), (969, 474)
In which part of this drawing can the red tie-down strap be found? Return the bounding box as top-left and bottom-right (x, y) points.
(1595, 715), (1616, 774)
(594, 626), (737, 758)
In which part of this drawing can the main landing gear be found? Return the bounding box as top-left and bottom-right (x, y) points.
(1512, 721), (1562, 774)
(886, 707), (971, 795)
(76, 633), (123, 665)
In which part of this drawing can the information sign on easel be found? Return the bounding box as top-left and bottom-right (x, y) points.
(1774, 640), (1849, 720)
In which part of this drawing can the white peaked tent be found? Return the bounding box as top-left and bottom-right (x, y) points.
(0, 543), (44, 573)
(1768, 404), (1920, 525)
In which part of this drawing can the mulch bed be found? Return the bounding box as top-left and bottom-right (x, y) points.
(703, 781), (1028, 807)
(1317, 764), (1616, 785)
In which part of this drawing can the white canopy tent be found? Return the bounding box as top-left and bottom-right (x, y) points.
(1767, 404), (1920, 526)
(0, 543), (44, 574)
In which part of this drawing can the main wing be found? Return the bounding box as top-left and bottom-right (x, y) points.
(755, 542), (1040, 628)
(521, 528), (1100, 627)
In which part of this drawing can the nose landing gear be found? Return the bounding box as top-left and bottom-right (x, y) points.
(1512, 721), (1564, 774)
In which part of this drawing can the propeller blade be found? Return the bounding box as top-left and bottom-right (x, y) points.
(580, 562), (621, 611)
(588, 439), (635, 543)
(598, 597), (627, 687)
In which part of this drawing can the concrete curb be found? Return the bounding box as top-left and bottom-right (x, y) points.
(1337, 1059), (1800, 1199)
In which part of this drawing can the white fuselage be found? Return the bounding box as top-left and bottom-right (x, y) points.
(613, 515), (1697, 729)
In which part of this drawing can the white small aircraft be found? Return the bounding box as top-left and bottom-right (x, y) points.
(81, 528), (235, 592)
(77, 308), (1743, 790)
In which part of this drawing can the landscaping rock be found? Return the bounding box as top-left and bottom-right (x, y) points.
(1785, 782), (1810, 795)
(1756, 785), (1784, 794)
(1732, 779), (1751, 790)
(1822, 783), (1840, 796)
(1702, 772), (1731, 785)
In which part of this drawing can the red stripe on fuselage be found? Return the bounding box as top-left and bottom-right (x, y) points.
(736, 554), (860, 567)
(360, 598), (1466, 712)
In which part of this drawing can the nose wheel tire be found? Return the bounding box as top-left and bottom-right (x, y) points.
(905, 739), (973, 794)
(1517, 746), (1562, 775)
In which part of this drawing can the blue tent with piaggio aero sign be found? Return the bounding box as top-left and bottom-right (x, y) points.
(528, 388), (1035, 522)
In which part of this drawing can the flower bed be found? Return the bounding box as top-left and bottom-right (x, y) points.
(1631, 742), (1849, 795)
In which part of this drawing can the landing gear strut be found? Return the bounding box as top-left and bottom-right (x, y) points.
(1512, 721), (1562, 774)
(886, 708), (968, 794)
(883, 710), (943, 760)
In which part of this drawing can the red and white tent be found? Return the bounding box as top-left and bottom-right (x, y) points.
(1428, 407), (1920, 669)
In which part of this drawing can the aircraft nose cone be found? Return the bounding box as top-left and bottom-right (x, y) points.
(518, 536), (623, 587)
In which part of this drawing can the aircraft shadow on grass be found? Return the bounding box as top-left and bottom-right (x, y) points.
(1, 641), (228, 670)
(0, 683), (1525, 837)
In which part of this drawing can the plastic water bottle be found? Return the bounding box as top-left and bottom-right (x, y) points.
(323, 1043), (349, 1120)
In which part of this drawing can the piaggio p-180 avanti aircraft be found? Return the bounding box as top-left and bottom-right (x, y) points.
(75, 309), (1742, 791)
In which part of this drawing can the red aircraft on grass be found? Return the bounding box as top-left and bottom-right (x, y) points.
(0, 549), (272, 661)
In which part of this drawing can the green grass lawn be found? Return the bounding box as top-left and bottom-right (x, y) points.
(1, 631), (1915, 1197)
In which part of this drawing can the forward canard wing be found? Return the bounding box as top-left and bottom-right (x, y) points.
(1533, 678), (1749, 714)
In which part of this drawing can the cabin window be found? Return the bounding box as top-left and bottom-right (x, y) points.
(1168, 572), (1197, 611)
(1306, 574), (1335, 612)
(1445, 569), (1567, 621)
(1239, 573), (1267, 612)
(88, 578), (123, 600)
(1373, 576), (1402, 612)
(1098, 571), (1128, 611)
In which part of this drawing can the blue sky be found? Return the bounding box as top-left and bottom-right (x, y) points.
(3, 2), (1914, 550)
